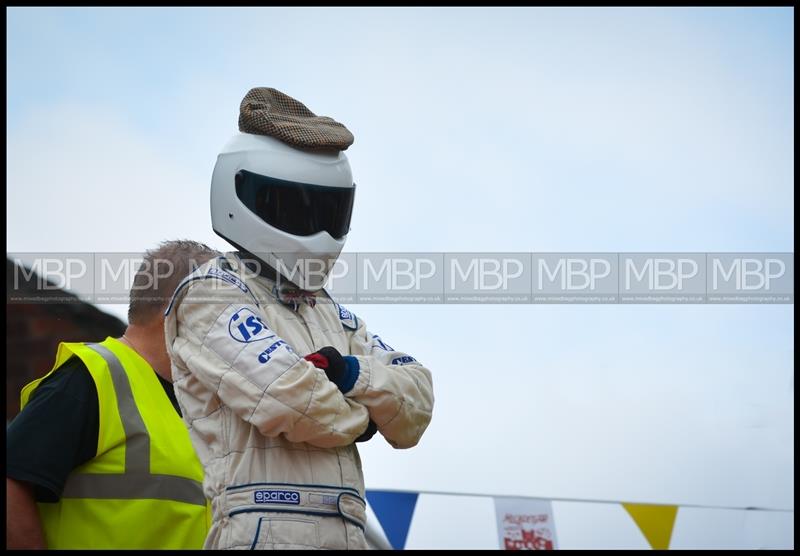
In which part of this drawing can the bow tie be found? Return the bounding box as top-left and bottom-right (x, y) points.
(272, 284), (318, 310)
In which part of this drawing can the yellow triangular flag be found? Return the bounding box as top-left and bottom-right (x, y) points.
(622, 503), (678, 550)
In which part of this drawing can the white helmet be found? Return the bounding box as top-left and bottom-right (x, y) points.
(211, 132), (355, 291)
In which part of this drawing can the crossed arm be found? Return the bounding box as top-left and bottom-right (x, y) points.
(169, 278), (372, 448)
(169, 276), (433, 450)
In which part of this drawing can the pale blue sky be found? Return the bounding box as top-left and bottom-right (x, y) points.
(6, 7), (794, 548)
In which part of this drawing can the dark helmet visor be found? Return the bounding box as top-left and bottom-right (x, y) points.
(235, 169), (355, 239)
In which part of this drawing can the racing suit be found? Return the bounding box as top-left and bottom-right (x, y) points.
(164, 252), (434, 550)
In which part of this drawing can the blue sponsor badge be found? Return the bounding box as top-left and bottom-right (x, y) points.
(254, 490), (301, 505)
(337, 304), (358, 331)
(391, 355), (417, 366)
(257, 340), (294, 364)
(228, 308), (275, 343)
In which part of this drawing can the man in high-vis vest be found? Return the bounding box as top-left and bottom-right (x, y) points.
(164, 88), (435, 549)
(6, 240), (219, 549)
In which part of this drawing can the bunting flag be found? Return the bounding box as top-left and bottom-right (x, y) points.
(622, 503), (678, 550)
(494, 497), (558, 550)
(361, 488), (788, 549)
(365, 489), (419, 550)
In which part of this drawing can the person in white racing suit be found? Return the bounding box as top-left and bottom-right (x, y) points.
(164, 88), (434, 550)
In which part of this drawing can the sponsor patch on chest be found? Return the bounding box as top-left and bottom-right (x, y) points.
(228, 308), (274, 343)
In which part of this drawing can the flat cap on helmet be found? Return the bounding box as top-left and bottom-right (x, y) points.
(211, 88), (356, 291)
(239, 87), (354, 152)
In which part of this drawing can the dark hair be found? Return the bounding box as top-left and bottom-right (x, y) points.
(128, 240), (219, 325)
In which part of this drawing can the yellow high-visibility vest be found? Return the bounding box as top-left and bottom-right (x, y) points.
(20, 337), (210, 549)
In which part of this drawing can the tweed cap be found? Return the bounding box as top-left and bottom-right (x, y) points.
(238, 87), (354, 152)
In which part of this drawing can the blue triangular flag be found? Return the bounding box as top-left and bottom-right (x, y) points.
(366, 490), (419, 550)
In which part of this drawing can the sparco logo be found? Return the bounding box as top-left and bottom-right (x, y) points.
(254, 490), (301, 505)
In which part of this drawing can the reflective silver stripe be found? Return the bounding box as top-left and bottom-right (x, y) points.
(87, 343), (150, 473)
(61, 343), (206, 507)
(62, 473), (206, 506)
